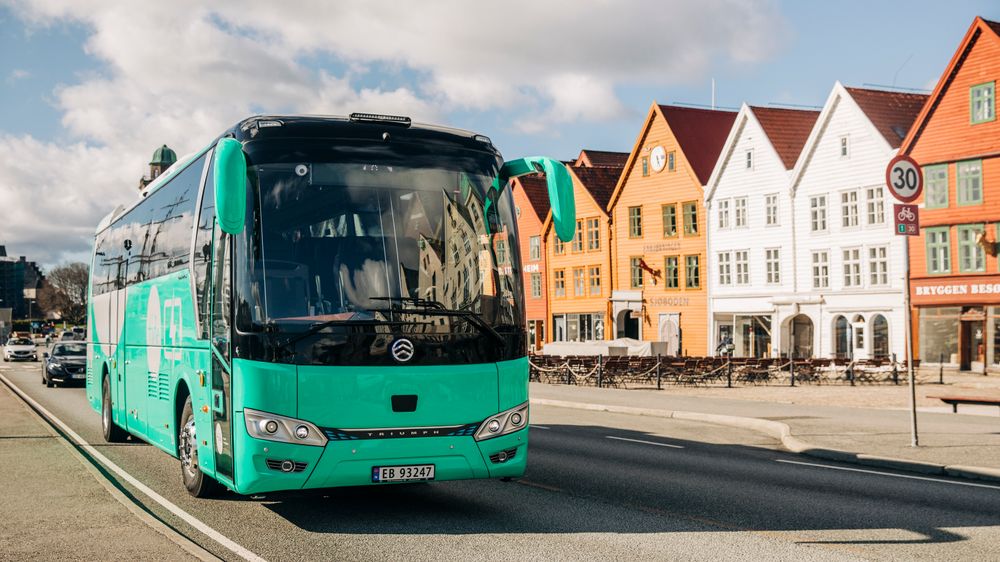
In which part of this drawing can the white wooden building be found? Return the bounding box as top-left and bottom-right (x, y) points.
(705, 104), (819, 357)
(706, 84), (927, 360)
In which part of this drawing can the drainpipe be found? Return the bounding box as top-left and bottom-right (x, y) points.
(705, 198), (714, 355)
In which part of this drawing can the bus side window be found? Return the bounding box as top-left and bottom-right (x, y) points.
(194, 157), (216, 340)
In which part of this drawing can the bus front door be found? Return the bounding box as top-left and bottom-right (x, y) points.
(209, 230), (235, 482)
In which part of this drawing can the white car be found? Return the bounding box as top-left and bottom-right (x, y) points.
(3, 338), (38, 362)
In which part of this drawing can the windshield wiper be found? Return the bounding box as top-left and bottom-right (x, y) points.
(273, 317), (422, 354)
(369, 302), (505, 347)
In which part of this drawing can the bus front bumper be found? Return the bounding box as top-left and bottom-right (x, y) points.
(233, 412), (528, 495)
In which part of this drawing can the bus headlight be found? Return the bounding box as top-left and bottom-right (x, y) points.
(474, 402), (529, 442)
(244, 408), (327, 447)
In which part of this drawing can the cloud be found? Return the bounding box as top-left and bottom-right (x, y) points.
(0, 0), (787, 267)
(7, 69), (30, 83)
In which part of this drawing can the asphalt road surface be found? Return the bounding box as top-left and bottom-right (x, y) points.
(4, 360), (1000, 561)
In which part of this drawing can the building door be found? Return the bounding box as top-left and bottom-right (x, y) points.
(553, 315), (566, 342)
(790, 314), (814, 359)
(960, 319), (985, 371)
(617, 310), (640, 340)
(659, 313), (680, 355)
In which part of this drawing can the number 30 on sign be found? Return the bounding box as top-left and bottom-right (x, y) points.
(885, 155), (923, 203)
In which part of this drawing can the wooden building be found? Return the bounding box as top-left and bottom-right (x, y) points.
(512, 174), (550, 351)
(606, 103), (736, 355)
(543, 165), (622, 343)
(899, 17), (1000, 374)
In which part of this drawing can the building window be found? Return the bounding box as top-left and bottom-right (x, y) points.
(734, 250), (749, 285)
(926, 227), (951, 274)
(734, 198), (748, 228)
(971, 81), (996, 124)
(718, 252), (731, 286)
(662, 204), (677, 237)
(628, 206), (643, 238)
(588, 266), (601, 296)
(529, 236), (541, 261)
(668, 151), (675, 172)
(572, 220), (584, 252)
(765, 248), (780, 284)
(573, 267), (585, 296)
(586, 218), (600, 250)
(924, 165), (949, 209)
(866, 187), (884, 225)
(810, 195), (827, 232)
(553, 270), (566, 297)
(765, 194), (778, 226)
(553, 233), (565, 255)
(530, 273), (542, 298)
(630, 257), (644, 288)
(717, 199), (730, 229)
(958, 224), (985, 272)
(872, 314), (889, 360)
(843, 248), (861, 287)
(869, 246), (888, 286)
(641, 156), (649, 177)
(957, 160), (983, 205)
(839, 136), (849, 158)
(685, 255), (701, 289)
(665, 256), (679, 289)
(841, 190), (859, 228)
(683, 202), (699, 235)
(745, 149), (754, 170)
(812, 251), (829, 288)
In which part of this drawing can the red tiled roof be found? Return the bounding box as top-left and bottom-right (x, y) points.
(657, 105), (738, 184)
(570, 165), (624, 210)
(515, 174), (550, 219)
(750, 106), (820, 169)
(576, 149), (630, 168)
(845, 87), (929, 149)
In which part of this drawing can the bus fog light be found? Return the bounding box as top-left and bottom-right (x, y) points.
(487, 419), (501, 433)
(280, 460), (295, 472)
(294, 425), (309, 439)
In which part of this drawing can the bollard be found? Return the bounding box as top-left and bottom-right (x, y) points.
(848, 363), (855, 386)
(565, 363), (571, 386)
(790, 358), (795, 387)
(939, 353), (944, 385)
(892, 353), (899, 385)
(597, 354), (603, 388)
(656, 355), (662, 390)
(726, 356), (733, 388)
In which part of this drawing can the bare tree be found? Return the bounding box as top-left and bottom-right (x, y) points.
(37, 263), (89, 325)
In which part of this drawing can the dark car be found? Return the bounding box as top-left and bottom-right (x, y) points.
(42, 342), (87, 387)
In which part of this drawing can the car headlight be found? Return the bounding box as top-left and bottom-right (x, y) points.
(48, 362), (62, 371)
(474, 402), (529, 442)
(244, 408), (327, 447)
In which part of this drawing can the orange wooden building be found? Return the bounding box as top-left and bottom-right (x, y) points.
(512, 174), (550, 351)
(607, 103), (736, 355)
(899, 17), (1000, 373)
(543, 165), (623, 343)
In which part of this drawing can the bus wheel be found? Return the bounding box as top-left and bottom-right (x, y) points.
(102, 376), (128, 443)
(179, 397), (219, 498)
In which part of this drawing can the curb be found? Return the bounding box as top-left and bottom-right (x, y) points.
(530, 397), (1000, 484)
(0, 374), (222, 561)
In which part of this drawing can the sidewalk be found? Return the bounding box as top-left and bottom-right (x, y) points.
(530, 381), (1000, 480)
(0, 383), (207, 561)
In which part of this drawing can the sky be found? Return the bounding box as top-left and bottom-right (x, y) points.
(0, 0), (997, 270)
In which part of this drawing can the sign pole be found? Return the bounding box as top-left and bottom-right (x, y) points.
(903, 235), (918, 447)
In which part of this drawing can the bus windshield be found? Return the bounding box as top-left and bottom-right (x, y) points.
(237, 139), (524, 361)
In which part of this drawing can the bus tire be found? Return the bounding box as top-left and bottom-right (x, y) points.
(102, 375), (128, 443)
(179, 397), (219, 498)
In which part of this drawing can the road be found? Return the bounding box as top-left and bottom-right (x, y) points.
(3, 360), (1000, 561)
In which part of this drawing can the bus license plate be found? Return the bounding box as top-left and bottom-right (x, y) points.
(372, 464), (435, 483)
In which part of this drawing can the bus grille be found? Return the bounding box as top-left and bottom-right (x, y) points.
(489, 448), (518, 464)
(265, 459), (308, 473)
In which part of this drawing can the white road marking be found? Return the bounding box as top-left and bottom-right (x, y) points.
(531, 424), (550, 430)
(605, 435), (684, 449)
(0, 373), (267, 562)
(774, 459), (1000, 490)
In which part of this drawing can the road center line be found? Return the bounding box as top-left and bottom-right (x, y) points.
(774, 458), (1000, 490)
(0, 373), (267, 562)
(530, 424), (550, 430)
(605, 435), (684, 449)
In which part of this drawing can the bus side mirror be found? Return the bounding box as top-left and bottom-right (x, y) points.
(214, 138), (247, 235)
(501, 156), (575, 242)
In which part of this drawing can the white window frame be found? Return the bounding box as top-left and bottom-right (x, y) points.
(842, 247), (862, 288)
(734, 250), (749, 285)
(765, 193), (779, 226)
(765, 248), (781, 285)
(866, 186), (884, 225)
(868, 245), (889, 286)
(734, 197), (748, 228)
(718, 252), (732, 286)
(810, 195), (828, 232)
(812, 250), (829, 289)
(839, 135), (850, 159)
(841, 190), (859, 228)
(718, 199), (730, 230)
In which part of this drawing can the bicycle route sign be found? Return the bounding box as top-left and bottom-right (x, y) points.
(894, 204), (919, 236)
(885, 154), (922, 203)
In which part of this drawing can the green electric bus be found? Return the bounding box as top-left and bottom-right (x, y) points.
(86, 113), (575, 496)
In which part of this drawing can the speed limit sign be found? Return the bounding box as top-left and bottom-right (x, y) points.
(885, 155), (922, 203)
